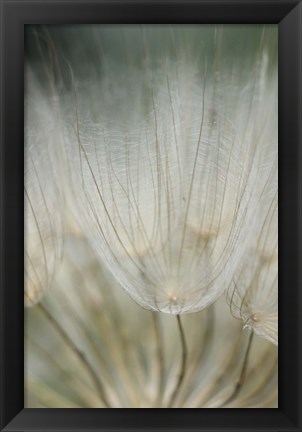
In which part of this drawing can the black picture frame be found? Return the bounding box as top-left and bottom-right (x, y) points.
(0, 1), (301, 431)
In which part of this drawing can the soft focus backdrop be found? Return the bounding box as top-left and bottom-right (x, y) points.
(24, 25), (278, 408)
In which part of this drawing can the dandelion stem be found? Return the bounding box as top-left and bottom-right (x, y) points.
(151, 312), (165, 407)
(221, 330), (254, 407)
(168, 314), (187, 408)
(37, 302), (111, 408)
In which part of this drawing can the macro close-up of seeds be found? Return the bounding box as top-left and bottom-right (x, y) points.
(24, 25), (278, 408)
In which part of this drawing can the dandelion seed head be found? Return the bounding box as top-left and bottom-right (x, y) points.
(228, 167), (278, 345)
(24, 68), (64, 306)
(24, 24), (278, 408)
(60, 47), (277, 315)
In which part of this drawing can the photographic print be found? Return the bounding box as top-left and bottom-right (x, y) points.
(24, 24), (278, 409)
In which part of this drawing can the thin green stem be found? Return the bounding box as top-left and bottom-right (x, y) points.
(221, 330), (254, 407)
(167, 314), (187, 408)
(38, 302), (111, 408)
(152, 312), (165, 407)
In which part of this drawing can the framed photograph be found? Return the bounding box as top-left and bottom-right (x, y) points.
(1, 1), (301, 431)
